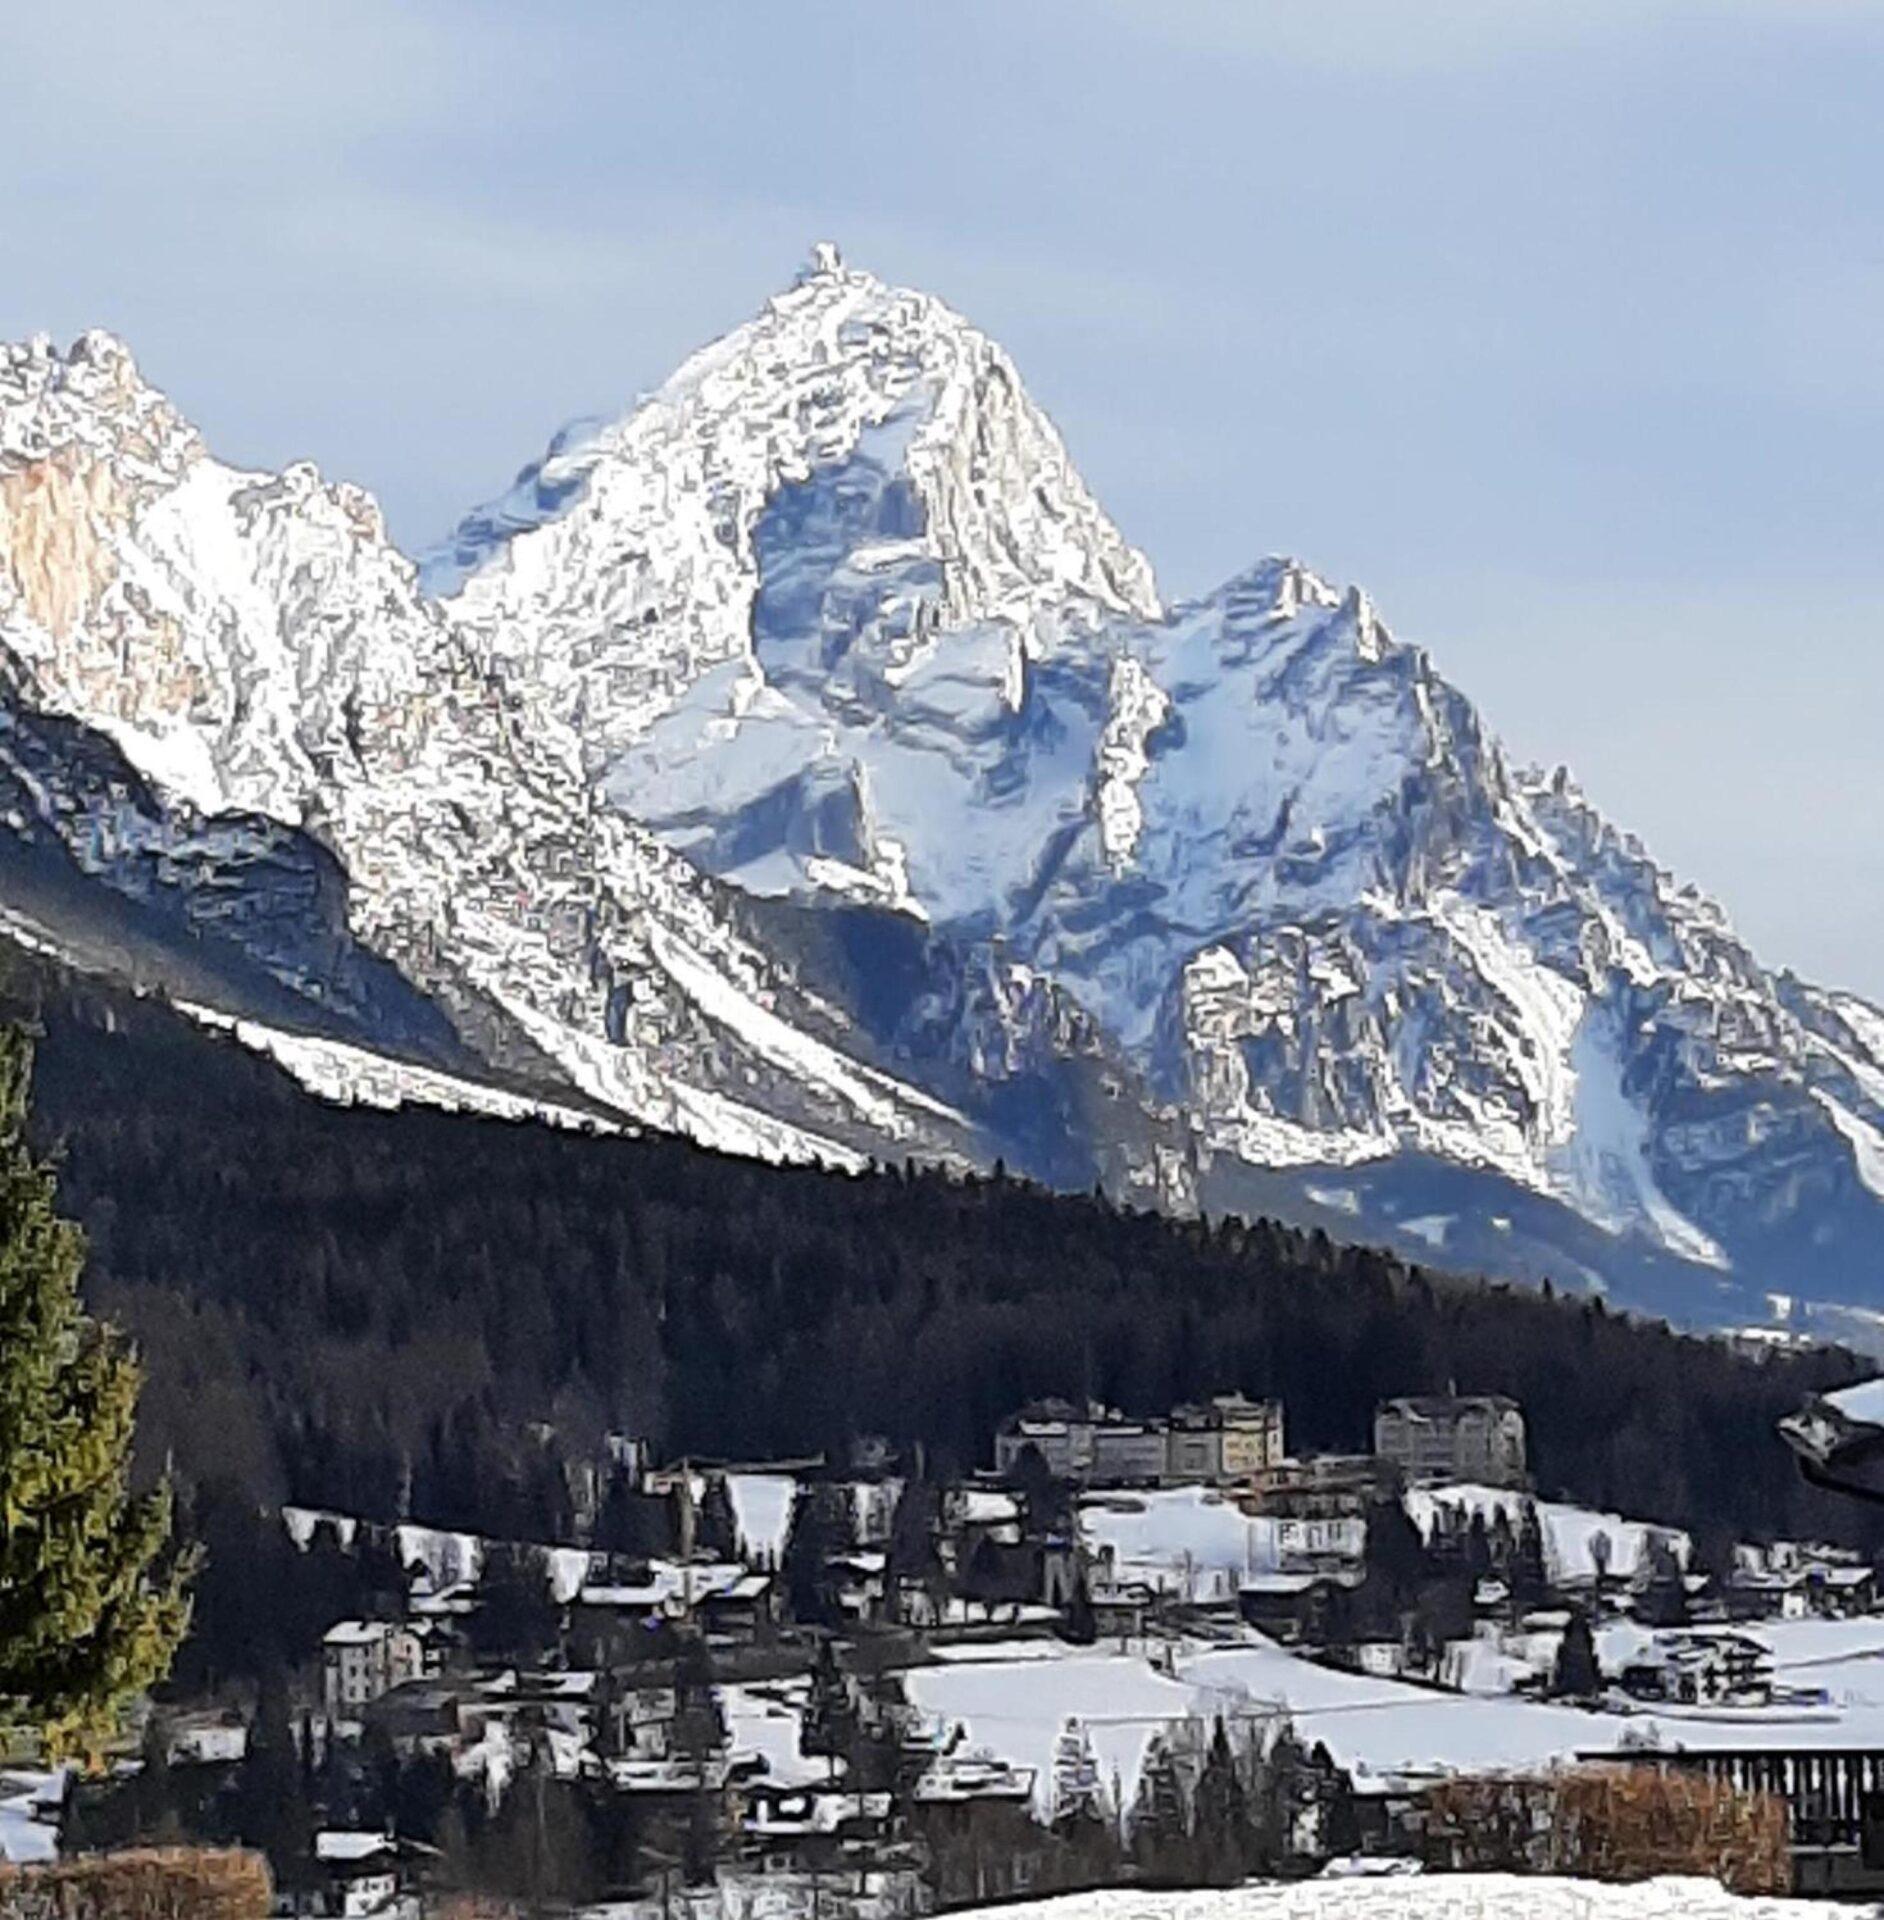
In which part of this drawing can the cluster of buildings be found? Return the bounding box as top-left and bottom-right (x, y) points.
(994, 1389), (1528, 1497)
(60, 1374), (1884, 1913)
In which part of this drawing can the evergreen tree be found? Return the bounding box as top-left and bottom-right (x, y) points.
(1130, 1734), (1191, 1884)
(670, 1635), (726, 1885)
(782, 1483), (852, 1628)
(800, 1637), (858, 1776)
(695, 1473), (740, 1561)
(961, 1533), (1013, 1622)
(1463, 1510), (1494, 1587)
(1251, 1724), (1326, 1872)
(593, 1466), (671, 1565)
(1192, 1718), (1251, 1885)
(1587, 1527), (1613, 1590)
(1550, 1604), (1601, 1699)
(884, 1477), (943, 1624)
(1637, 1531), (1691, 1627)
(1059, 1560), (1098, 1646)
(0, 1024), (191, 1759)
(1008, 1442), (1074, 1540)
(231, 1667), (315, 1890)
(476, 1727), (601, 1910)
(470, 1541), (560, 1662)
(131, 1711), (182, 1844)
(1049, 1715), (1105, 1834)
(353, 1530), (410, 1618)
(1358, 1493), (1427, 1636)
(1508, 1501), (1550, 1617)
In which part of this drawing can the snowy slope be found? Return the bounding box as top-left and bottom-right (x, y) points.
(5, 255), (1884, 1323)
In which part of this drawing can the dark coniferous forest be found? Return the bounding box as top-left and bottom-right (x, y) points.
(8, 952), (1875, 1565)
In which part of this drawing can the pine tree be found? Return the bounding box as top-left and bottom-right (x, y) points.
(1637, 1530), (1691, 1628)
(885, 1477), (943, 1624)
(231, 1666), (315, 1890)
(782, 1482), (851, 1628)
(695, 1473), (739, 1561)
(1050, 1715), (1103, 1830)
(593, 1466), (671, 1565)
(1550, 1604), (1601, 1699)
(1509, 1501), (1550, 1617)
(1191, 1718), (1249, 1886)
(131, 1711), (181, 1843)
(1130, 1735), (1190, 1884)
(800, 1636), (857, 1776)
(671, 1635), (726, 1885)
(1007, 1442), (1074, 1540)
(470, 1541), (560, 1661)
(0, 1024), (191, 1760)
(1059, 1560), (1098, 1646)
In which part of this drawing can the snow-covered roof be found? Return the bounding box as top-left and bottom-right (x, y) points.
(745, 1788), (892, 1835)
(1240, 1572), (1323, 1596)
(323, 1619), (394, 1646)
(315, 1830), (395, 1864)
(914, 1752), (1037, 1803)
(577, 1558), (750, 1609)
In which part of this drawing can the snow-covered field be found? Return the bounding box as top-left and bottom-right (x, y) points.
(1082, 1488), (1287, 1601)
(905, 1644), (1205, 1817)
(901, 1611), (1884, 1821)
(0, 1772), (62, 1865)
(1407, 1484), (1690, 1583)
(1081, 1482), (1686, 1603)
(947, 1878), (1862, 1919)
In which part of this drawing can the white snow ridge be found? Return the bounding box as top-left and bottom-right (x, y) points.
(3, 260), (1883, 1324)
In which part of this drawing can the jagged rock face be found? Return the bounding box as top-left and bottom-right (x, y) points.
(4, 253), (1883, 1325)
(0, 315), (982, 1176)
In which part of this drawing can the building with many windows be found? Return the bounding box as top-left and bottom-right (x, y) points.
(322, 1619), (431, 1713)
(1373, 1394), (1527, 1487)
(994, 1394), (1286, 1487)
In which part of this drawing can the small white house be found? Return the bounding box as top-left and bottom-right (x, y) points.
(312, 1831), (404, 1916)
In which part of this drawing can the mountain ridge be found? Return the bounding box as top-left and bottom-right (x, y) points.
(2, 253), (1881, 1334)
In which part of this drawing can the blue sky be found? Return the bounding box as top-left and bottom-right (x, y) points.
(5, 1), (1881, 996)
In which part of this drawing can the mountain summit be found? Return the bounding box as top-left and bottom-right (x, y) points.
(3, 263), (1882, 1334)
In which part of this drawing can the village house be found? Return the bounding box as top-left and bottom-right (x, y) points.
(1724, 1542), (1878, 1622)
(1239, 1570), (1359, 1644)
(913, 1750), (1037, 1805)
(321, 1620), (432, 1715)
(1618, 1629), (1774, 1706)
(302, 1830), (407, 1917)
(1165, 1394), (1286, 1482)
(742, 1782), (896, 1871)
(1237, 1454), (1395, 1570)
(360, 1678), (480, 1756)
(1373, 1394), (1528, 1488)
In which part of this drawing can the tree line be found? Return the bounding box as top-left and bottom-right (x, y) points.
(8, 953), (1877, 1592)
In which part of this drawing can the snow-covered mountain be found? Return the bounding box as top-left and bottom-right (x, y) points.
(4, 252), (1882, 1333)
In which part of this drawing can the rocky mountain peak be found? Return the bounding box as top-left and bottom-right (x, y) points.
(2, 265), (1883, 1332)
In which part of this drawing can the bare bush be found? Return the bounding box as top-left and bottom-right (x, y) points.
(1420, 1764), (1789, 1897)
(0, 1847), (270, 1919)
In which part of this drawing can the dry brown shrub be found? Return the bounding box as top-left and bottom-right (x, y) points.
(0, 1847), (270, 1920)
(1420, 1764), (1789, 1897)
